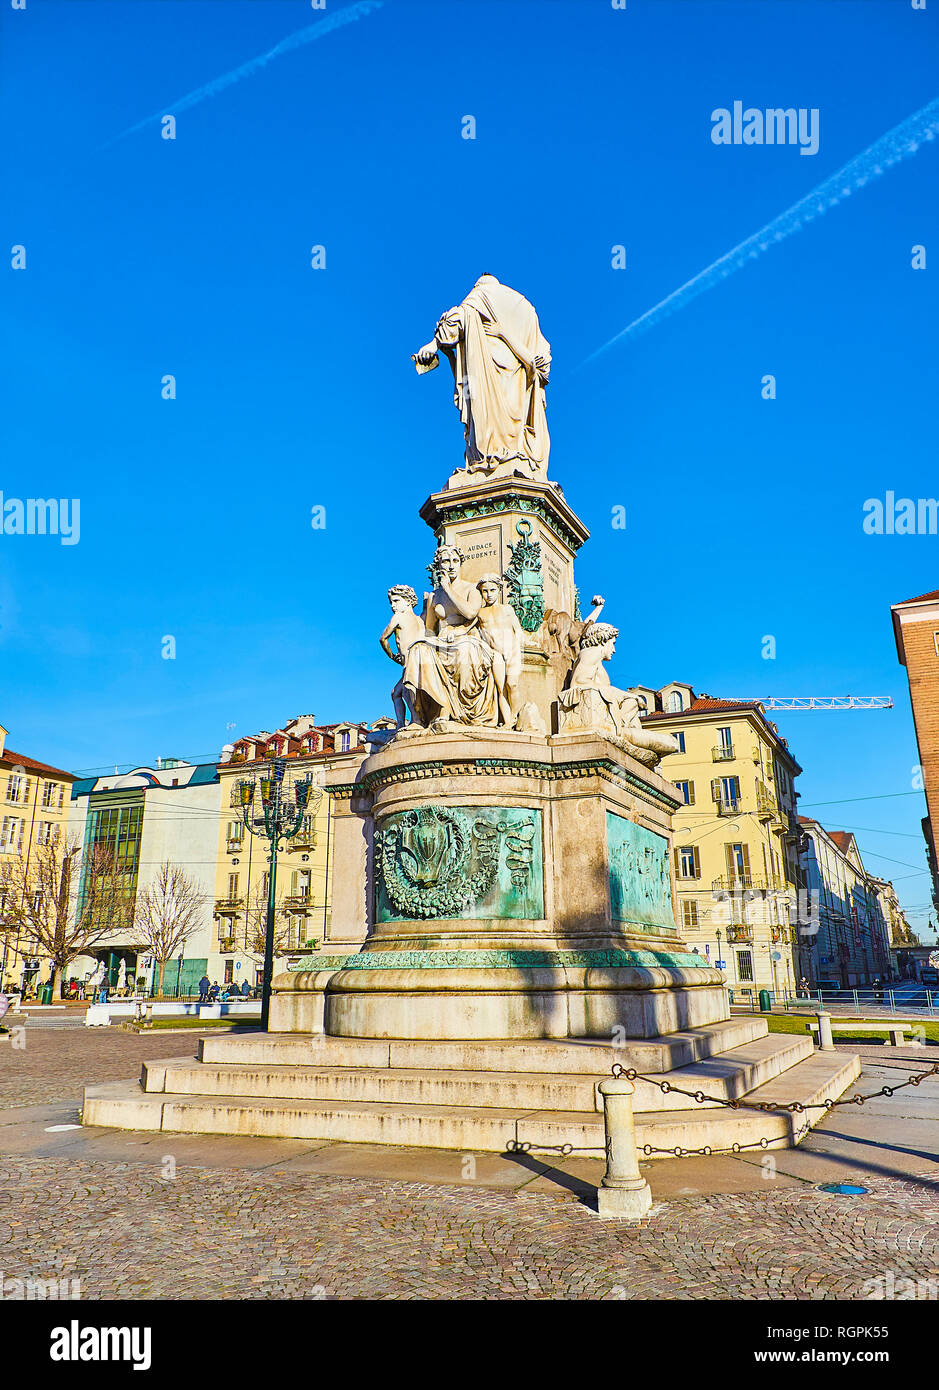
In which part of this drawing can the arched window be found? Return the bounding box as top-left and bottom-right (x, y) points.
(666, 691), (684, 713)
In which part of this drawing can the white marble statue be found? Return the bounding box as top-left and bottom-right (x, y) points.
(401, 545), (501, 728)
(559, 623), (680, 766)
(379, 584), (425, 727)
(543, 595), (606, 665)
(116, 959), (127, 995)
(475, 575), (523, 726)
(412, 274), (551, 480)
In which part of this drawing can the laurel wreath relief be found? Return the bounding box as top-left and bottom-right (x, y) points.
(377, 808), (534, 920)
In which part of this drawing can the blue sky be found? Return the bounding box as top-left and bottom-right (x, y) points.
(2, 0), (937, 937)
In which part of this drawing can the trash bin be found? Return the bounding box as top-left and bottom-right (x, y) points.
(758, 988), (772, 1012)
(40, 983), (53, 1005)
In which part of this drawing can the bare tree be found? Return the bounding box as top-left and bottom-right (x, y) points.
(0, 838), (134, 996)
(135, 860), (206, 996)
(240, 878), (295, 979)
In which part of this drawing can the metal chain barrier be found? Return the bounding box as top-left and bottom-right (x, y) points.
(610, 1059), (939, 1115)
(505, 1135), (780, 1160)
(500, 1061), (939, 1167)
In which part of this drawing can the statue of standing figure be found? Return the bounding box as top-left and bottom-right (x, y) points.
(412, 274), (551, 481)
(379, 585), (424, 728)
(474, 575), (523, 727)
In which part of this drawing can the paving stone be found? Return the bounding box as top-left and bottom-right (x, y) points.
(1, 1029), (938, 1299)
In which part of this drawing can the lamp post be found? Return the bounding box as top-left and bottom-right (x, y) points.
(236, 758), (316, 1032)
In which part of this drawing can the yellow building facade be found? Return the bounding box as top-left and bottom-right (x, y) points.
(0, 722), (78, 992)
(638, 683), (803, 999)
(210, 715), (384, 989)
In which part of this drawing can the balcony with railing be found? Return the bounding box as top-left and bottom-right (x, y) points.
(712, 743), (735, 761)
(284, 894), (314, 910)
(215, 896), (244, 913)
(715, 798), (740, 817)
(755, 781), (777, 819)
(727, 925), (753, 943)
(711, 874), (776, 893)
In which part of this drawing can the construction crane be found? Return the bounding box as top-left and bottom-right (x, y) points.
(737, 697), (894, 711)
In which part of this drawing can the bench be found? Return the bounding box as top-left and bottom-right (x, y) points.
(807, 1017), (919, 1047)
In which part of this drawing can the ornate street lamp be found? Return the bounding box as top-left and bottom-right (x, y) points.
(236, 758), (318, 1031)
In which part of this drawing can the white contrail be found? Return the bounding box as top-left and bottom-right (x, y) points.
(581, 95), (939, 365)
(99, 0), (383, 150)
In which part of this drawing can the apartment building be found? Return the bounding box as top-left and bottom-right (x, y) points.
(68, 759), (221, 994)
(0, 722), (78, 990)
(798, 820), (893, 987)
(891, 588), (939, 915)
(212, 714), (389, 987)
(639, 683), (803, 998)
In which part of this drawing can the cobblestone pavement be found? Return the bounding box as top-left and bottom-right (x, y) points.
(0, 1027), (198, 1109)
(2, 1030), (939, 1299)
(0, 1153), (937, 1299)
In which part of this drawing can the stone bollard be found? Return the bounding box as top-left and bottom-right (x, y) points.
(596, 1077), (653, 1221)
(816, 1011), (834, 1051)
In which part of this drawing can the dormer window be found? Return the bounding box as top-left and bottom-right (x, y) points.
(666, 691), (684, 713)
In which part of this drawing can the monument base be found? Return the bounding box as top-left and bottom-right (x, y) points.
(270, 960), (726, 1040)
(274, 727), (727, 1041)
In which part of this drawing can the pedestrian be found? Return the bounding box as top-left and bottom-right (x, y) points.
(198, 974), (211, 1004)
(240, 978), (251, 999)
(208, 981), (220, 1003)
(799, 976), (810, 998)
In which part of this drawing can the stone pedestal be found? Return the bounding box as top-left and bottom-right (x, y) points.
(419, 475), (588, 620)
(271, 728), (728, 1040)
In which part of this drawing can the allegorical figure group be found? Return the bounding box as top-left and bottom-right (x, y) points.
(379, 545), (523, 732)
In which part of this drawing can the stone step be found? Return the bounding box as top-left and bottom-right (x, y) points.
(196, 1016), (768, 1076)
(84, 1049), (860, 1157)
(149, 1061), (607, 1114)
(142, 1031), (811, 1115)
(630, 1032), (814, 1112)
(627, 1049), (863, 1156)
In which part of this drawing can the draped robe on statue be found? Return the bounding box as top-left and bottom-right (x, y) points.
(434, 275), (551, 476)
(403, 580), (500, 727)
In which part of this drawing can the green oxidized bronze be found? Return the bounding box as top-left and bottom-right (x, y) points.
(288, 948), (707, 972)
(376, 805), (544, 922)
(377, 807), (499, 919)
(504, 520), (545, 633)
(438, 493), (584, 554)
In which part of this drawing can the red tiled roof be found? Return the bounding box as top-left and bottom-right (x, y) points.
(798, 819), (856, 854)
(643, 696), (760, 721)
(895, 589), (939, 605)
(0, 748), (76, 780)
